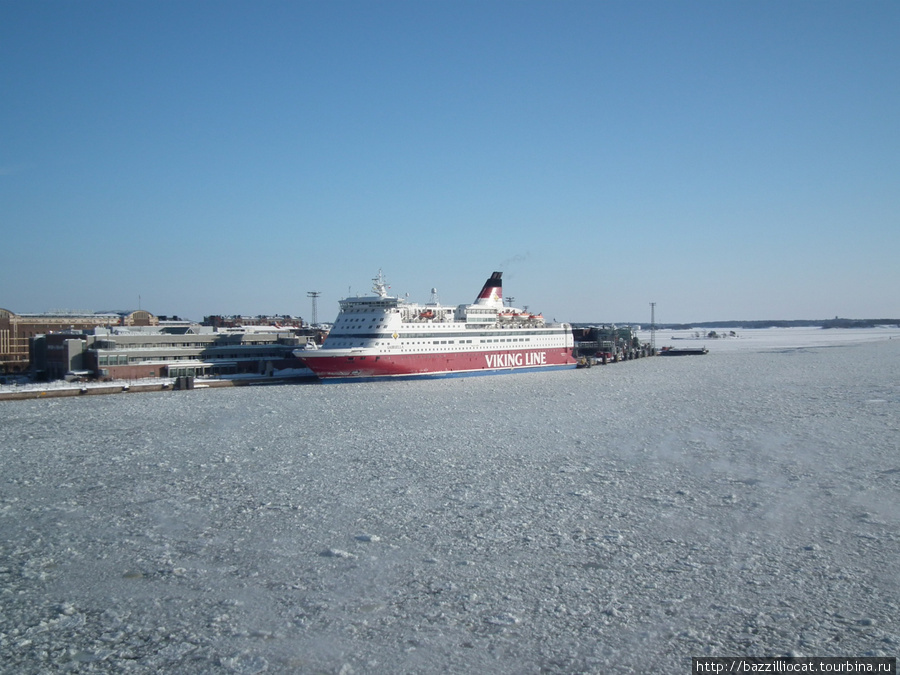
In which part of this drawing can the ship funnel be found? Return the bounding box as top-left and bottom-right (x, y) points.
(474, 271), (503, 307)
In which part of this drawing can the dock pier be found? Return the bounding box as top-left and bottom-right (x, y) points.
(573, 325), (655, 368)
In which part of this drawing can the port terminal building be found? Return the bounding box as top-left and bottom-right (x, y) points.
(31, 325), (313, 382)
(1, 307), (320, 382)
(1, 308), (157, 374)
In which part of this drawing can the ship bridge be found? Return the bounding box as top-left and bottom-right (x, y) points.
(459, 305), (499, 324)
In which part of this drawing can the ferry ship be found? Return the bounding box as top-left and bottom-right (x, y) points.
(298, 271), (577, 382)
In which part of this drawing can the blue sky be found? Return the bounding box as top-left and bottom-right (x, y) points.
(2, 1), (898, 324)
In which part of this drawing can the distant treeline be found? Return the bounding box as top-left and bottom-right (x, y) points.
(617, 319), (900, 330)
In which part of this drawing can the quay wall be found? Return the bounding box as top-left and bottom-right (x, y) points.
(0, 376), (316, 402)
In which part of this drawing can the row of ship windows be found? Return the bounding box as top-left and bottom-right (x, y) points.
(338, 322), (523, 330)
(341, 303), (397, 310)
(329, 331), (562, 341)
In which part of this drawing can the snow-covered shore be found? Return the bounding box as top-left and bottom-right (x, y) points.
(646, 325), (900, 352)
(1, 329), (898, 673)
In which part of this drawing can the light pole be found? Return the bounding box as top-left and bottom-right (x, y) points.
(307, 291), (321, 326)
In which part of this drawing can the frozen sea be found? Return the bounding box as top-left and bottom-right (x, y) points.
(2, 328), (899, 674)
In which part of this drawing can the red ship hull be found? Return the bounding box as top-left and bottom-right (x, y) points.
(301, 347), (576, 382)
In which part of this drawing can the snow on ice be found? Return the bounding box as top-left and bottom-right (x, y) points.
(1, 328), (899, 673)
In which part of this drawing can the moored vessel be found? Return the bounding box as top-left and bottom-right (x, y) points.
(297, 271), (577, 382)
(659, 346), (709, 356)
